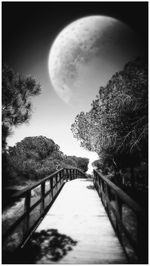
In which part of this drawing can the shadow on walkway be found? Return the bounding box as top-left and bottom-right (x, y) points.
(86, 185), (95, 190)
(3, 229), (78, 264)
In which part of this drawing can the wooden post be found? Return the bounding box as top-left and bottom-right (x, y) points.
(66, 169), (68, 181)
(24, 190), (31, 235)
(55, 174), (57, 194)
(50, 178), (53, 199)
(99, 177), (102, 196)
(63, 168), (65, 182)
(105, 183), (109, 209)
(70, 169), (72, 180)
(59, 171), (61, 186)
(59, 171), (62, 185)
(64, 169), (67, 182)
(57, 172), (59, 182)
(62, 169), (64, 180)
(115, 194), (122, 236)
(115, 195), (122, 219)
(66, 169), (69, 182)
(101, 181), (105, 206)
(41, 182), (45, 214)
(95, 171), (98, 190)
(62, 169), (64, 183)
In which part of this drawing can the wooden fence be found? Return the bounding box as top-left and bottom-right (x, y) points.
(2, 168), (85, 256)
(93, 169), (148, 263)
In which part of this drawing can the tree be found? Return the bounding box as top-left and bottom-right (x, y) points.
(71, 58), (148, 171)
(2, 65), (41, 150)
(67, 156), (89, 172)
(3, 136), (89, 189)
(4, 136), (61, 185)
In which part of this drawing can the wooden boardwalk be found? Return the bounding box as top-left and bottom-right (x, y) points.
(26, 178), (127, 264)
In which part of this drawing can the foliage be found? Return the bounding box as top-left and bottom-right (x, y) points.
(66, 156), (89, 172)
(2, 65), (41, 150)
(92, 159), (102, 170)
(3, 136), (89, 188)
(71, 58), (148, 171)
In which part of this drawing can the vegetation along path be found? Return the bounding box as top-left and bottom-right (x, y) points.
(21, 178), (127, 264)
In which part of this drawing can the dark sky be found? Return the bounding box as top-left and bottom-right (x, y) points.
(2, 2), (148, 65)
(2, 2), (148, 160)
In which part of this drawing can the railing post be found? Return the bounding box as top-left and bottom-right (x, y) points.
(59, 171), (61, 185)
(66, 169), (69, 181)
(103, 183), (107, 208)
(93, 170), (96, 186)
(62, 169), (65, 182)
(59, 171), (61, 186)
(115, 194), (122, 235)
(101, 180), (105, 206)
(24, 190), (31, 234)
(55, 174), (58, 192)
(115, 195), (122, 220)
(98, 176), (102, 196)
(105, 183), (110, 209)
(69, 169), (72, 180)
(61, 169), (66, 181)
(65, 168), (68, 182)
(62, 169), (65, 183)
(58, 172), (60, 187)
(41, 182), (45, 214)
(73, 169), (75, 179)
(50, 178), (53, 199)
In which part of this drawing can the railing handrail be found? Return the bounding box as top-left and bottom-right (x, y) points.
(94, 170), (144, 216)
(3, 167), (87, 263)
(7, 168), (64, 202)
(94, 169), (148, 263)
(7, 167), (86, 202)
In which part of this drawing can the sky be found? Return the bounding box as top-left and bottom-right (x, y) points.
(2, 2), (148, 170)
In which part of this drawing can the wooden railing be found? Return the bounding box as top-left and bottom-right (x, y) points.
(3, 168), (85, 255)
(93, 169), (148, 263)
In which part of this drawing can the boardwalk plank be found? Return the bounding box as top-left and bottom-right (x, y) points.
(28, 178), (127, 264)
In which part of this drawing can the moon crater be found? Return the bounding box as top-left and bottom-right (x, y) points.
(48, 16), (140, 107)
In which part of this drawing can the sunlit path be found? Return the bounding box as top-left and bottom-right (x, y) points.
(29, 178), (127, 264)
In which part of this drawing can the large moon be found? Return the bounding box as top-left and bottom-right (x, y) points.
(48, 16), (141, 109)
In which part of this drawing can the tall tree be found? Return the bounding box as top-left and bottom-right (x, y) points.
(71, 58), (148, 169)
(2, 65), (41, 150)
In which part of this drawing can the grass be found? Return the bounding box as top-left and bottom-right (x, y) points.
(2, 181), (61, 256)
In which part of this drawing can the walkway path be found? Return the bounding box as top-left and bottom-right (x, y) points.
(26, 178), (127, 264)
